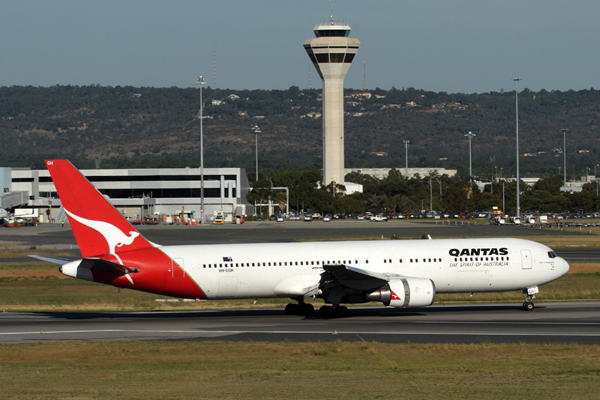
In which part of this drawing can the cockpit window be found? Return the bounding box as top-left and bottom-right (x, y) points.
(548, 251), (557, 259)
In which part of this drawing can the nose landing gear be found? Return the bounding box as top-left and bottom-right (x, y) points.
(522, 299), (535, 311)
(522, 286), (539, 311)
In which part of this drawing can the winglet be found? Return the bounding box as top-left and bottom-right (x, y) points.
(45, 160), (154, 258)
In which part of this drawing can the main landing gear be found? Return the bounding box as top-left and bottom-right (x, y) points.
(285, 302), (314, 316)
(319, 305), (349, 318)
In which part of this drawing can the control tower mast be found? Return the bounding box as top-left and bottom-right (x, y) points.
(303, 14), (360, 187)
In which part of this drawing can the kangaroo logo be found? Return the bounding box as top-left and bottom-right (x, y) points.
(65, 209), (139, 266)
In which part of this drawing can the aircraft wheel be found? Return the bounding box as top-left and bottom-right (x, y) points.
(285, 303), (299, 315)
(300, 303), (314, 316)
(337, 306), (349, 317)
(522, 301), (534, 311)
(320, 305), (334, 318)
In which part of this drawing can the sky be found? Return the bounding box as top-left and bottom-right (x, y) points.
(1, 0), (599, 93)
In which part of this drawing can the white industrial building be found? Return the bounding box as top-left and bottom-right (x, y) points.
(4, 166), (253, 223)
(345, 167), (457, 180)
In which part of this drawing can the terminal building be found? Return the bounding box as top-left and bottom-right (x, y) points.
(2, 166), (254, 223)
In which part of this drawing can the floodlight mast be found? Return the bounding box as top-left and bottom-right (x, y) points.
(513, 78), (521, 219)
(196, 75), (206, 224)
(404, 140), (410, 177)
(465, 131), (476, 184)
(252, 125), (261, 182)
(562, 128), (568, 190)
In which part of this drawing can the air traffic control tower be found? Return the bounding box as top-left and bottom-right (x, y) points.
(304, 17), (360, 187)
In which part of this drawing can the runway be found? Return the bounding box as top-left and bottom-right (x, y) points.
(2, 302), (600, 345)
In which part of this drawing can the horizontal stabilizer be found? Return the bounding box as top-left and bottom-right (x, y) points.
(80, 257), (140, 275)
(28, 255), (74, 265)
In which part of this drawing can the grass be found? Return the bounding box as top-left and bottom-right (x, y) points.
(0, 341), (599, 399)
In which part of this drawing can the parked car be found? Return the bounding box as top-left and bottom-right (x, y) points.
(323, 214), (332, 222)
(277, 216), (284, 222)
(213, 215), (224, 225)
(303, 215), (313, 222)
(370, 214), (388, 222)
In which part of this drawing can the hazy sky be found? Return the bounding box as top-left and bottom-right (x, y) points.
(1, 0), (599, 93)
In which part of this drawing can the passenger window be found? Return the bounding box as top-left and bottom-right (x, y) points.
(384, 260), (387, 263)
(507, 257), (509, 261)
(400, 259), (403, 263)
(428, 259), (431, 262)
(203, 264), (206, 268)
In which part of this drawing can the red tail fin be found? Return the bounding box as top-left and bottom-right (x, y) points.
(46, 160), (154, 258)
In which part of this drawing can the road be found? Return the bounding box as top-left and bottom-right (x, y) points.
(1, 302), (599, 344)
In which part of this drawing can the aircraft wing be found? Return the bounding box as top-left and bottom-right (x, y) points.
(321, 264), (391, 291)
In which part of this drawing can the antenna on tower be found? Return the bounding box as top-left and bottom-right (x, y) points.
(363, 61), (366, 91)
(330, 0), (334, 24)
(308, 63), (312, 89)
(213, 47), (216, 87)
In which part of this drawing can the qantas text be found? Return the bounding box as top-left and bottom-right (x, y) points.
(448, 248), (508, 257)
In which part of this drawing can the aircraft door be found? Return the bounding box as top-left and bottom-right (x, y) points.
(521, 249), (532, 269)
(363, 257), (371, 269)
(172, 258), (185, 278)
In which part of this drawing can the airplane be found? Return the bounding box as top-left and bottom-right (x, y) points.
(32, 160), (570, 317)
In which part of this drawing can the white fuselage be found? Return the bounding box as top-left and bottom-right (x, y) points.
(160, 238), (569, 300)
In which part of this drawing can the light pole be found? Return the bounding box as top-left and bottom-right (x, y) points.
(196, 75), (206, 224)
(429, 177), (433, 213)
(465, 131), (476, 184)
(562, 128), (568, 189)
(595, 165), (599, 197)
(403, 140), (410, 177)
(514, 77), (521, 218)
(252, 125), (261, 182)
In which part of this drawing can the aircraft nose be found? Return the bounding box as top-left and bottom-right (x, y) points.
(563, 258), (570, 275)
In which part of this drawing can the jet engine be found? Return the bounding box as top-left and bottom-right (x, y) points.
(366, 278), (436, 308)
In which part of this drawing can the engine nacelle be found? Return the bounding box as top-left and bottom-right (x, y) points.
(367, 278), (436, 308)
